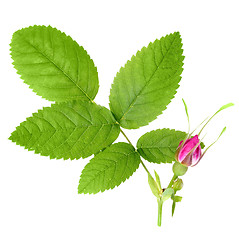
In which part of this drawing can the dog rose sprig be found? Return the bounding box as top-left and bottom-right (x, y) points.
(9, 26), (234, 228)
(148, 100), (234, 226)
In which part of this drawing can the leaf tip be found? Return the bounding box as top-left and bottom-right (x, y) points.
(8, 135), (13, 141)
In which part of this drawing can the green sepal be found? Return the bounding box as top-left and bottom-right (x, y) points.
(173, 162), (188, 176)
(200, 142), (205, 149)
(174, 196), (183, 202)
(161, 188), (174, 202)
(172, 200), (176, 216)
(148, 173), (161, 198)
(154, 170), (162, 191)
(172, 195), (182, 216)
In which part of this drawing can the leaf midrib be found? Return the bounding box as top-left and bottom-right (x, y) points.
(19, 123), (119, 134)
(18, 33), (93, 102)
(119, 35), (178, 122)
(138, 146), (177, 149)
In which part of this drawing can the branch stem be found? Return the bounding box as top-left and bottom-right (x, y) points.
(167, 174), (178, 188)
(120, 128), (151, 176)
(120, 128), (133, 146)
(157, 199), (163, 227)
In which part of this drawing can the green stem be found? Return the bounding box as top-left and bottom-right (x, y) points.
(140, 159), (151, 175)
(120, 128), (151, 176)
(120, 128), (133, 146)
(167, 174), (177, 188)
(120, 128), (166, 227)
(157, 199), (163, 227)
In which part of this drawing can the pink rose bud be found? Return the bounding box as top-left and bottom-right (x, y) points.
(175, 100), (234, 168)
(175, 135), (202, 167)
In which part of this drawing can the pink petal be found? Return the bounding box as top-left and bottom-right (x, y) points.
(179, 138), (191, 147)
(178, 135), (200, 162)
(181, 153), (193, 166)
(191, 144), (202, 166)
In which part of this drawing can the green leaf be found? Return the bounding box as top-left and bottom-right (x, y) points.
(162, 188), (174, 202)
(137, 129), (186, 164)
(78, 142), (140, 194)
(148, 173), (161, 198)
(10, 25), (99, 102)
(9, 101), (120, 160)
(109, 32), (184, 129)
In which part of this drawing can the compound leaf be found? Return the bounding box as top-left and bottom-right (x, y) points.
(137, 128), (186, 164)
(9, 101), (120, 160)
(78, 142), (140, 194)
(10, 25), (99, 102)
(109, 32), (184, 129)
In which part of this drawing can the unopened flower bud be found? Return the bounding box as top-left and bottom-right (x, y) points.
(175, 135), (202, 167)
(173, 178), (183, 191)
(176, 100), (234, 168)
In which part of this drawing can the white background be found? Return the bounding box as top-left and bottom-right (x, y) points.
(1, 0), (239, 239)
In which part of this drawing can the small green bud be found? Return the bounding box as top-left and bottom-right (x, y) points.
(173, 162), (188, 176)
(173, 178), (183, 191)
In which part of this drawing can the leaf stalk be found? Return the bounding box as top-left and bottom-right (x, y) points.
(120, 128), (152, 176)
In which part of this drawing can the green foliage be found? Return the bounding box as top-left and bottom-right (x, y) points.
(9, 26), (226, 227)
(109, 32), (184, 129)
(137, 129), (186, 164)
(10, 25), (99, 102)
(9, 27), (190, 224)
(9, 101), (120, 160)
(78, 143), (140, 194)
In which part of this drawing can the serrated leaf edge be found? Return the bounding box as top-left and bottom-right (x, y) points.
(78, 142), (140, 194)
(9, 100), (120, 160)
(136, 128), (187, 164)
(10, 25), (99, 103)
(109, 32), (184, 129)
